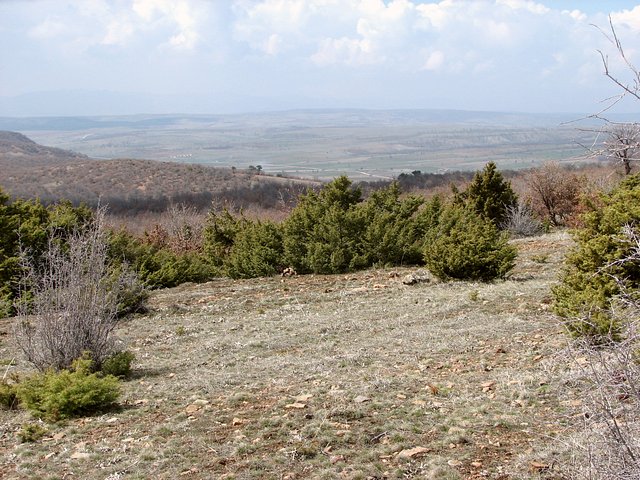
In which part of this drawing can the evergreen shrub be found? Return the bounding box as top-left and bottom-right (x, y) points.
(283, 176), (363, 274)
(16, 358), (120, 421)
(100, 350), (135, 378)
(424, 204), (517, 281)
(457, 161), (518, 226)
(226, 220), (284, 278)
(553, 174), (640, 341)
(351, 183), (426, 267)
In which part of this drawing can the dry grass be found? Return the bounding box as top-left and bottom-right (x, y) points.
(0, 232), (583, 479)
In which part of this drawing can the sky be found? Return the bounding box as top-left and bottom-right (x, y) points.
(2, 0), (640, 116)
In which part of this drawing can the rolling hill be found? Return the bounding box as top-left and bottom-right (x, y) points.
(0, 131), (318, 214)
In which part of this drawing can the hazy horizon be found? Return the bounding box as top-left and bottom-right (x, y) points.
(3, 1), (640, 117)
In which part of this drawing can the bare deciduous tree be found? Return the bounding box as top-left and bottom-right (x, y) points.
(579, 17), (640, 175)
(526, 162), (583, 226)
(604, 123), (640, 175)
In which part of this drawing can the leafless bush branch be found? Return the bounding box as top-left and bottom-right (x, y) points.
(500, 202), (543, 237)
(558, 224), (640, 479)
(13, 208), (139, 371)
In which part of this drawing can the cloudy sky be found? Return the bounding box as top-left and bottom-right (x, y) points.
(2, 0), (640, 115)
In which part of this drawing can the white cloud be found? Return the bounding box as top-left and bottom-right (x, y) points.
(131, 0), (201, 50)
(311, 36), (376, 66)
(7, 0), (640, 113)
(27, 0), (204, 52)
(564, 9), (587, 22)
(102, 17), (135, 46)
(611, 5), (640, 31)
(497, 0), (549, 15)
(422, 50), (444, 71)
(28, 18), (67, 39)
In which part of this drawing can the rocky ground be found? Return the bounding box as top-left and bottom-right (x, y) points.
(0, 232), (582, 479)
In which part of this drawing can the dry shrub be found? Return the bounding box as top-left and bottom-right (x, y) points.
(500, 202), (543, 237)
(526, 162), (584, 226)
(14, 209), (141, 371)
(145, 203), (206, 253)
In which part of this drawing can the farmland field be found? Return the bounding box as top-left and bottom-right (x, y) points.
(0, 110), (596, 180)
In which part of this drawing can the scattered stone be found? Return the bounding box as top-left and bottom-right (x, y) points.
(185, 404), (201, 414)
(529, 461), (550, 472)
(347, 287), (368, 295)
(353, 395), (371, 403)
(330, 455), (345, 464)
(281, 267), (297, 277)
(284, 402), (306, 409)
(481, 381), (496, 392)
(70, 451), (90, 460)
(180, 468), (199, 476)
(397, 446), (430, 459)
(402, 271), (432, 285)
(295, 394), (313, 402)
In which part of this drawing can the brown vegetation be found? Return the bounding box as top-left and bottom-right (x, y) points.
(0, 131), (319, 220)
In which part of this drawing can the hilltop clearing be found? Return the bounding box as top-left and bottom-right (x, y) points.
(0, 232), (583, 479)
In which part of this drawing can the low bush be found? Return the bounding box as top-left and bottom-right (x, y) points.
(100, 350), (135, 378)
(16, 358), (120, 421)
(424, 204), (517, 281)
(0, 379), (18, 409)
(19, 423), (48, 443)
(15, 210), (141, 371)
(501, 202), (543, 237)
(527, 162), (583, 226)
(109, 229), (216, 289)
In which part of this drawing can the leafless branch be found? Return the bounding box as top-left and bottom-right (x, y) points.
(13, 208), (141, 371)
